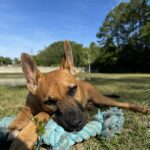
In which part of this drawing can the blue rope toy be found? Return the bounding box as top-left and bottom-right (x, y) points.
(0, 107), (124, 150)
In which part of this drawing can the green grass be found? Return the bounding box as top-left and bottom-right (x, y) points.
(0, 86), (27, 118)
(0, 73), (150, 150)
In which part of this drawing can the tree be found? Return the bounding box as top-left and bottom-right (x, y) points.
(14, 58), (20, 65)
(0, 56), (12, 65)
(96, 0), (150, 72)
(83, 42), (100, 73)
(34, 41), (86, 67)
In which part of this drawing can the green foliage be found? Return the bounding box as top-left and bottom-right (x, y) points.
(13, 58), (20, 65)
(95, 0), (150, 72)
(34, 41), (100, 67)
(33, 41), (64, 66)
(33, 117), (47, 136)
(30, 0), (150, 72)
(0, 56), (12, 65)
(82, 43), (100, 66)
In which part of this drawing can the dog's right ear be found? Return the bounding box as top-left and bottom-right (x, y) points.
(21, 53), (41, 94)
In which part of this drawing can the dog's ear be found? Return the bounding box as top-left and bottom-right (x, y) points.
(60, 40), (76, 75)
(21, 53), (41, 94)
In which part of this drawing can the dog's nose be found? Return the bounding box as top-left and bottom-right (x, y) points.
(78, 120), (82, 126)
(69, 113), (87, 131)
(71, 120), (86, 132)
(55, 99), (87, 132)
(71, 118), (82, 128)
(72, 120), (84, 132)
(54, 110), (87, 132)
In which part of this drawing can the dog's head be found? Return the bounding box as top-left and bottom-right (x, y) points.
(21, 41), (87, 132)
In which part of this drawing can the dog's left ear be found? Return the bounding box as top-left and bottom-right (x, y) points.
(21, 53), (41, 94)
(60, 40), (76, 75)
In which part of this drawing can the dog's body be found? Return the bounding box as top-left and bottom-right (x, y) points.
(8, 41), (149, 150)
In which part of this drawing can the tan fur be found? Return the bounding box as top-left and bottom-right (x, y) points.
(8, 41), (149, 150)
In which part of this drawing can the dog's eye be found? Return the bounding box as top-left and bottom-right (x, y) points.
(43, 97), (56, 105)
(68, 85), (77, 96)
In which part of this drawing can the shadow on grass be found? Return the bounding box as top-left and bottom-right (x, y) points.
(84, 77), (150, 104)
(85, 76), (150, 86)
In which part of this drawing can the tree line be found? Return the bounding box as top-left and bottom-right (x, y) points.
(33, 0), (150, 72)
(1, 0), (149, 72)
(0, 57), (20, 66)
(33, 41), (100, 72)
(95, 0), (150, 72)
(0, 56), (13, 65)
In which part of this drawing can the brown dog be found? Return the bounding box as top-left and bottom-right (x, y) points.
(8, 41), (149, 150)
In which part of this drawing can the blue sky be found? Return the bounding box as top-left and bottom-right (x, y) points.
(0, 0), (129, 58)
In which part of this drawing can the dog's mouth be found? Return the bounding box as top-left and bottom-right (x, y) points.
(53, 102), (87, 132)
(54, 111), (87, 132)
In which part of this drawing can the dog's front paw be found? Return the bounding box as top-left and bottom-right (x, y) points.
(9, 137), (30, 150)
(7, 129), (20, 142)
(9, 123), (38, 150)
(9, 134), (36, 150)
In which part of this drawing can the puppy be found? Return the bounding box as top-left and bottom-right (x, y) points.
(8, 41), (149, 150)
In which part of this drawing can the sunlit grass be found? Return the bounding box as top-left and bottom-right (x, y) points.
(0, 73), (150, 150)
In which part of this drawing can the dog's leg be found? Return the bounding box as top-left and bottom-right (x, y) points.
(9, 112), (49, 150)
(8, 106), (33, 141)
(87, 84), (149, 113)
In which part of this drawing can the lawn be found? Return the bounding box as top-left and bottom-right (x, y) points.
(0, 73), (150, 150)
